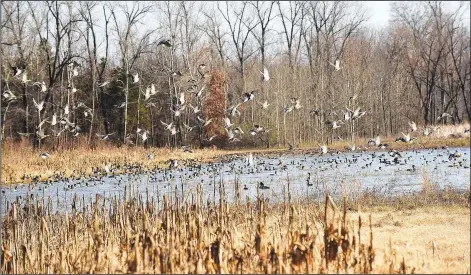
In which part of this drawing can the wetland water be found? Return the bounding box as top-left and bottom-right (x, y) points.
(1, 147), (469, 215)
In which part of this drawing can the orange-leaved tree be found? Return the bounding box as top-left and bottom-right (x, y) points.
(202, 70), (227, 146)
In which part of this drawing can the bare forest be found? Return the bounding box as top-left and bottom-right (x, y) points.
(1, 1), (470, 150)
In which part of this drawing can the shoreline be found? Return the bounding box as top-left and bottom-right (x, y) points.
(1, 136), (469, 185)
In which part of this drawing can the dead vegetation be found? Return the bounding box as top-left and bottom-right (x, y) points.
(1, 183), (469, 274)
(1, 141), (225, 184)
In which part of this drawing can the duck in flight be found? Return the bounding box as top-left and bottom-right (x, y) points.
(260, 66), (270, 82)
(328, 59), (342, 71)
(257, 100), (270, 109)
(157, 38), (172, 47)
(96, 132), (115, 140)
(243, 90), (255, 102)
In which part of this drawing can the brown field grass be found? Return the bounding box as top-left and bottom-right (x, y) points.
(427, 123), (470, 139)
(1, 123), (469, 184)
(300, 122), (470, 151)
(1, 142), (226, 184)
(1, 185), (469, 274)
(354, 205), (470, 274)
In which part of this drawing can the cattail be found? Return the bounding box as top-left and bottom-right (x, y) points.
(432, 241), (437, 258)
(3, 179), (457, 274)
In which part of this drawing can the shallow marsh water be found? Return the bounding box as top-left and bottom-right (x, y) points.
(1, 147), (469, 215)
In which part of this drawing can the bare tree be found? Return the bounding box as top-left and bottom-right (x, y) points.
(1, 1), (36, 136)
(391, 1), (465, 125)
(276, 1), (305, 69)
(178, 2), (204, 75)
(218, 1), (257, 80)
(156, 1), (183, 147)
(301, 1), (368, 143)
(250, 1), (276, 69)
(442, 3), (470, 122)
(78, 1), (111, 143)
(110, 1), (154, 143)
(201, 6), (228, 68)
(218, 1), (258, 124)
(26, 1), (83, 148)
(249, 1), (276, 147)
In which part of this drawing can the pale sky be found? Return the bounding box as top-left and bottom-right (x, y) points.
(74, 1), (470, 60)
(367, 1), (391, 28)
(366, 1), (470, 28)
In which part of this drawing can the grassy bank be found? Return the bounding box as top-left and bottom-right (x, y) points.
(1, 186), (469, 274)
(1, 144), (227, 184)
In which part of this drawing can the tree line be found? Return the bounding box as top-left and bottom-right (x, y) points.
(1, 1), (469, 150)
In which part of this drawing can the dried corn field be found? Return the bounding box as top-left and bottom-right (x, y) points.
(1, 183), (469, 274)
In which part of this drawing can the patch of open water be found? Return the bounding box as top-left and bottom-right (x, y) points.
(1, 147), (469, 215)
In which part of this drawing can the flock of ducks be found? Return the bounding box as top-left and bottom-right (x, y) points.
(4, 49), (469, 202)
(8, 60), (86, 140)
(3, 145), (467, 206)
(4, 39), (175, 145)
(6, 50), (465, 157)
(30, 121), (466, 201)
(5, 53), (360, 150)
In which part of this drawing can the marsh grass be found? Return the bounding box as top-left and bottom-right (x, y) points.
(1, 183), (469, 274)
(429, 123), (470, 139)
(0, 190), (400, 274)
(1, 142), (225, 184)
